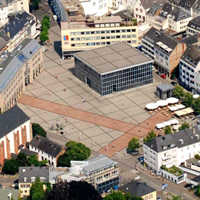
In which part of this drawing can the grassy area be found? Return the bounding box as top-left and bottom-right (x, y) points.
(161, 165), (183, 176)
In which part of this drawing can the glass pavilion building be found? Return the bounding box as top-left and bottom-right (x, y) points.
(74, 42), (153, 95)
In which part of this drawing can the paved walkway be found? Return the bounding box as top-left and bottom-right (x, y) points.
(18, 95), (171, 157)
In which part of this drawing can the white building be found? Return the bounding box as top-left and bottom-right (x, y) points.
(143, 126), (200, 173)
(0, 0), (29, 27)
(187, 16), (200, 36)
(29, 136), (65, 167)
(0, 105), (32, 167)
(54, 155), (120, 193)
(179, 45), (200, 92)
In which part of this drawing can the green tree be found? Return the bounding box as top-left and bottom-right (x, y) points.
(40, 31), (49, 44)
(173, 85), (185, 99)
(58, 141), (91, 167)
(179, 122), (189, 131)
(143, 130), (156, 143)
(195, 185), (200, 197)
(164, 126), (172, 135)
(183, 92), (193, 107)
(46, 181), (102, 200)
(32, 123), (47, 137)
(127, 137), (139, 152)
(104, 191), (126, 200)
(193, 98), (200, 115)
(30, 178), (46, 200)
(2, 159), (19, 175)
(30, 0), (40, 10)
(42, 16), (50, 29)
(171, 196), (182, 200)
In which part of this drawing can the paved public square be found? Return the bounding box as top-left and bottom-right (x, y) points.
(18, 24), (168, 155)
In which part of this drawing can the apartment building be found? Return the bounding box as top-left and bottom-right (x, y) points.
(141, 27), (187, 76)
(0, 105), (32, 166)
(0, 11), (37, 54)
(61, 15), (138, 58)
(56, 155), (119, 193)
(19, 167), (49, 198)
(159, 3), (192, 33)
(179, 45), (200, 92)
(29, 136), (65, 167)
(143, 126), (200, 173)
(168, 0), (200, 17)
(187, 16), (200, 36)
(0, 39), (43, 113)
(0, 0), (29, 27)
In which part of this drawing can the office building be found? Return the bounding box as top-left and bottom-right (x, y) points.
(0, 105), (32, 166)
(74, 42), (153, 95)
(19, 167), (49, 198)
(0, 39), (43, 113)
(56, 155), (119, 193)
(61, 15), (138, 58)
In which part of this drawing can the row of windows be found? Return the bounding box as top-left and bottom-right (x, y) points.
(71, 40), (136, 47)
(71, 34), (136, 41)
(70, 28), (136, 36)
(180, 62), (194, 72)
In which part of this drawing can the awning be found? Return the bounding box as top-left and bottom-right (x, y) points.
(166, 97), (179, 104)
(145, 103), (159, 110)
(175, 107), (194, 117)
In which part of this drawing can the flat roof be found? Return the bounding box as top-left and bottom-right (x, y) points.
(74, 42), (153, 74)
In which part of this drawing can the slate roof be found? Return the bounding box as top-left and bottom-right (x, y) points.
(147, 3), (163, 16)
(141, 0), (168, 10)
(0, 39), (42, 92)
(120, 181), (155, 197)
(82, 154), (118, 175)
(160, 2), (191, 21)
(0, 12), (35, 41)
(181, 45), (200, 68)
(168, 0), (197, 9)
(143, 27), (178, 51)
(30, 136), (63, 157)
(180, 34), (199, 45)
(188, 16), (200, 31)
(0, 105), (30, 139)
(19, 167), (49, 183)
(145, 126), (200, 153)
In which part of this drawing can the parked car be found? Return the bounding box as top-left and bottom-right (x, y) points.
(171, 81), (177, 86)
(126, 149), (139, 155)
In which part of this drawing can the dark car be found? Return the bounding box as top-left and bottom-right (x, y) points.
(171, 81), (177, 86)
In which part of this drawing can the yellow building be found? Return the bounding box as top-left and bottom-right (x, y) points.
(61, 15), (138, 58)
(120, 181), (157, 200)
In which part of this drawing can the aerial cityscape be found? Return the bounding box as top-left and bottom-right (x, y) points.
(2, 0), (200, 199)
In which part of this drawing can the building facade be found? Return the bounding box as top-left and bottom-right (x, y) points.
(0, 39), (43, 113)
(0, 11), (37, 54)
(58, 155), (120, 193)
(179, 45), (200, 92)
(29, 136), (65, 167)
(143, 126), (200, 173)
(74, 42), (153, 95)
(0, 0), (29, 27)
(19, 167), (49, 198)
(187, 16), (200, 36)
(0, 105), (32, 166)
(61, 16), (138, 58)
(142, 27), (187, 75)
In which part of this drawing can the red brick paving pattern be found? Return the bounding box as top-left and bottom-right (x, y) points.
(18, 95), (171, 157)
